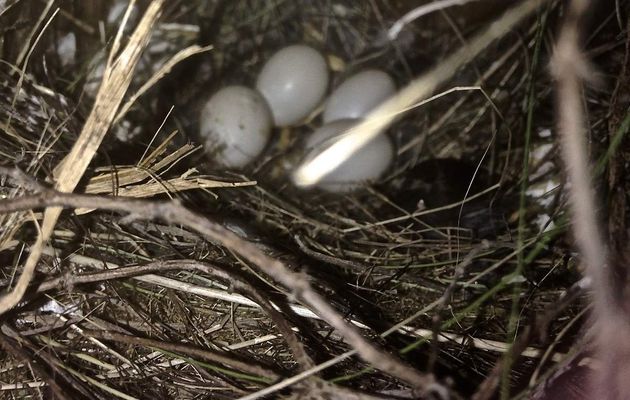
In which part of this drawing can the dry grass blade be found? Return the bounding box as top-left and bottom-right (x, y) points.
(89, 174), (255, 198)
(114, 44), (214, 123)
(83, 330), (280, 381)
(552, 0), (608, 309)
(75, 133), (255, 214)
(13, 0), (54, 69)
(0, 0), (165, 314)
(388, 0), (484, 40)
(551, 0), (629, 398)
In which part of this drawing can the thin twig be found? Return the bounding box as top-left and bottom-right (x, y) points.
(294, 235), (367, 272)
(0, 184), (438, 393)
(387, 0), (484, 40)
(82, 330), (280, 382)
(427, 242), (489, 372)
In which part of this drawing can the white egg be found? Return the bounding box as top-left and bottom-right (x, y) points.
(200, 86), (273, 168)
(302, 119), (393, 192)
(323, 69), (396, 123)
(56, 32), (76, 67)
(256, 45), (329, 127)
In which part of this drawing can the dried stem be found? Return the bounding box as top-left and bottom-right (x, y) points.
(0, 174), (439, 394)
(83, 330), (280, 382)
(551, 0), (629, 398)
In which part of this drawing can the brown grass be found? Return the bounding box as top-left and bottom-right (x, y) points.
(0, 0), (628, 399)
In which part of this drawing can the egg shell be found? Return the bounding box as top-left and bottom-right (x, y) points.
(256, 45), (329, 127)
(57, 32), (76, 67)
(323, 69), (396, 123)
(303, 119), (394, 192)
(200, 86), (272, 168)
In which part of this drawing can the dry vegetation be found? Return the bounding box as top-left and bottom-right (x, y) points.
(0, 0), (628, 399)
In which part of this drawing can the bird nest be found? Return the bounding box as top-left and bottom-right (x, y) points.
(0, 1), (628, 399)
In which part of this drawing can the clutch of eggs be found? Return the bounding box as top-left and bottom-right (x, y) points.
(301, 119), (394, 192)
(200, 45), (328, 168)
(199, 44), (395, 191)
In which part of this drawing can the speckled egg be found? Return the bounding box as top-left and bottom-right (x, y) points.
(302, 119), (394, 192)
(256, 45), (329, 127)
(323, 69), (396, 123)
(200, 86), (273, 168)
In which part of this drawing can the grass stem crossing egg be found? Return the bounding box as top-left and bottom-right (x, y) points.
(199, 86), (272, 168)
(256, 45), (329, 127)
(323, 69), (396, 123)
(301, 119), (393, 192)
